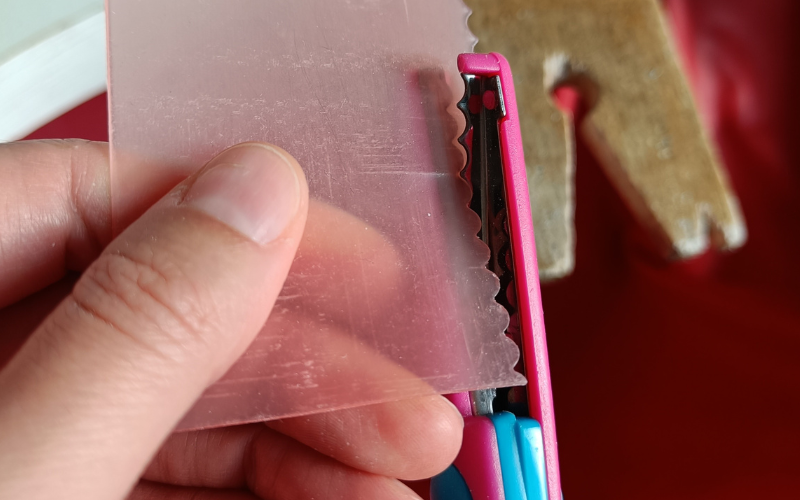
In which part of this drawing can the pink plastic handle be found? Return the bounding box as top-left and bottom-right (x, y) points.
(443, 393), (505, 499)
(454, 416), (506, 500)
(457, 52), (562, 500)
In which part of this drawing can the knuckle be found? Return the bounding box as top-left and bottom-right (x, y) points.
(72, 246), (219, 351)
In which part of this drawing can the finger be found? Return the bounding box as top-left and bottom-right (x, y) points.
(0, 143), (308, 500)
(144, 313), (461, 487)
(0, 140), (111, 307)
(284, 201), (406, 325)
(144, 396), (462, 487)
(182, 311), (436, 430)
(0, 140), (404, 317)
(245, 427), (423, 500)
(0, 276), (77, 369)
(144, 425), (260, 489)
(146, 426), (426, 500)
(128, 481), (258, 500)
(266, 395), (463, 480)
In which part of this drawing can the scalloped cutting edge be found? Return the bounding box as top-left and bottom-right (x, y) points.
(452, 52), (562, 500)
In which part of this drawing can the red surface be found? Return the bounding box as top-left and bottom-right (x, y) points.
(22, 1), (800, 498)
(547, 1), (800, 498)
(24, 93), (109, 142)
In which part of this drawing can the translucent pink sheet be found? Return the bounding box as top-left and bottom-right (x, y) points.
(107, 0), (525, 431)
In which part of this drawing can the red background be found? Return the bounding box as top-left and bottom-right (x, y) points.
(24, 1), (800, 498)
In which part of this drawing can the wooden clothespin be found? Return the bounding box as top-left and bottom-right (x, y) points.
(465, 0), (747, 281)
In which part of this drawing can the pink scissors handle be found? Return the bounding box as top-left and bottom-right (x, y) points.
(449, 52), (563, 500)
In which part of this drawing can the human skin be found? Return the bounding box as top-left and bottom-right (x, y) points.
(0, 140), (463, 500)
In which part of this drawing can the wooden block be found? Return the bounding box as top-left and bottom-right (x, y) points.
(465, 0), (746, 280)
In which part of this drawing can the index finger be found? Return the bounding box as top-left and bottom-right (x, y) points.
(0, 140), (406, 314)
(0, 140), (111, 307)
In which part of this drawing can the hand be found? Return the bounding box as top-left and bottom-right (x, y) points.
(0, 140), (462, 500)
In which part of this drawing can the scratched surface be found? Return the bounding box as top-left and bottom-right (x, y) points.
(107, 0), (525, 430)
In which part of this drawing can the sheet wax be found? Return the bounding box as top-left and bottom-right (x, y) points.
(107, 0), (525, 430)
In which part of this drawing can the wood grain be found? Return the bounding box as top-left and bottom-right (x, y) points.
(465, 0), (746, 280)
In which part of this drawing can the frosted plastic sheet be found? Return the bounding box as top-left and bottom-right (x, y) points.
(107, 0), (525, 431)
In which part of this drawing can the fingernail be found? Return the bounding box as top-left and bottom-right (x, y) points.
(183, 144), (301, 244)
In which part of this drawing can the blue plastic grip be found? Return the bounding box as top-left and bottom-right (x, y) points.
(490, 413), (548, 500)
(432, 413), (548, 500)
(431, 464), (473, 500)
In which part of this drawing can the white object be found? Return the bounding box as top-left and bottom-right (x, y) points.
(0, 10), (106, 141)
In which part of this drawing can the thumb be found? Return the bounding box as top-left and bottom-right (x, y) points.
(0, 143), (308, 500)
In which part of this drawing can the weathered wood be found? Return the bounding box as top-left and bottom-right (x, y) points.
(465, 0), (746, 280)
